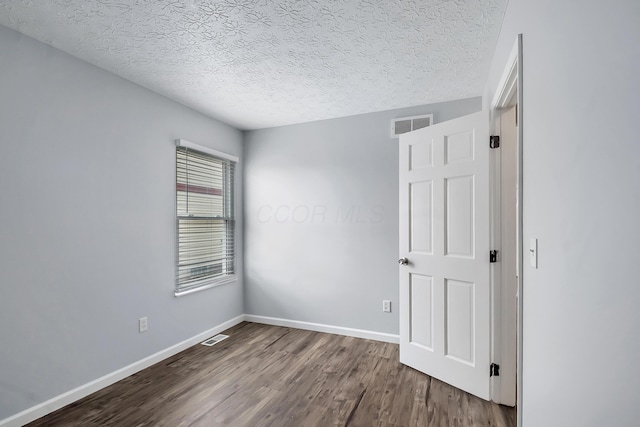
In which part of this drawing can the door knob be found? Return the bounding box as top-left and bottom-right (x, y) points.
(398, 257), (409, 266)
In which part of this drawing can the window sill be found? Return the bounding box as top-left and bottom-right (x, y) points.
(174, 276), (236, 297)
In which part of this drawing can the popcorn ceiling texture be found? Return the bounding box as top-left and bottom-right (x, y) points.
(0, 0), (506, 129)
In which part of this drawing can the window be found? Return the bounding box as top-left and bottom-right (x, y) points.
(175, 140), (237, 296)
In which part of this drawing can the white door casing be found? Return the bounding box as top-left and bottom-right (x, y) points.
(399, 111), (491, 400)
(497, 106), (518, 406)
(490, 34), (522, 412)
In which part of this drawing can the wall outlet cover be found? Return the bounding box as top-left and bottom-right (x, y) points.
(382, 300), (391, 313)
(139, 317), (148, 333)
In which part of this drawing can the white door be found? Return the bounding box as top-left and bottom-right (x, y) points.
(399, 111), (491, 400)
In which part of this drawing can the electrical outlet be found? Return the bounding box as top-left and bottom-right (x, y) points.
(139, 317), (148, 333)
(382, 300), (391, 313)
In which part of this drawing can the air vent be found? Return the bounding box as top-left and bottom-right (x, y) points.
(201, 334), (229, 346)
(390, 114), (434, 138)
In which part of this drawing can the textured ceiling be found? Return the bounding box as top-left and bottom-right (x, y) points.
(0, 0), (506, 130)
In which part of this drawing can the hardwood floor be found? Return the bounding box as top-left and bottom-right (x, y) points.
(28, 322), (516, 427)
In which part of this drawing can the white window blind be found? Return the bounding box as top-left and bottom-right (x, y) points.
(175, 143), (236, 295)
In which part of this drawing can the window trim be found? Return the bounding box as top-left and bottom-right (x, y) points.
(174, 139), (238, 297)
(176, 139), (239, 163)
(174, 276), (236, 297)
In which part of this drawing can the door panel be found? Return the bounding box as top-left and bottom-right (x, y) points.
(445, 175), (474, 257)
(410, 141), (433, 170)
(444, 130), (475, 164)
(445, 278), (475, 364)
(410, 181), (433, 254)
(410, 273), (434, 350)
(399, 111), (490, 400)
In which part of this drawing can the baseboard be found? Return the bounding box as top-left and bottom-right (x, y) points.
(1, 314), (398, 426)
(244, 314), (400, 344)
(0, 315), (245, 427)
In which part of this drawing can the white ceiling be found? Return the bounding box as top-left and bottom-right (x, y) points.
(0, 0), (506, 130)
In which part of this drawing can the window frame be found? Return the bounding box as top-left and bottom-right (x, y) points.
(174, 139), (238, 297)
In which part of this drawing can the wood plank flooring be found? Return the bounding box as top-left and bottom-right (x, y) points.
(28, 322), (516, 427)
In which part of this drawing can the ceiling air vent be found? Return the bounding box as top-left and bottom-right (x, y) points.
(390, 114), (434, 138)
(201, 334), (229, 346)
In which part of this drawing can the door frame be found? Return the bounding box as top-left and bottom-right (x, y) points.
(490, 34), (523, 420)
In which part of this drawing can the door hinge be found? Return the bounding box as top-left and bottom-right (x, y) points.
(490, 250), (498, 263)
(490, 363), (500, 377)
(490, 135), (500, 148)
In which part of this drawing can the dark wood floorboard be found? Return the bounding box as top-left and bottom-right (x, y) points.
(27, 322), (515, 427)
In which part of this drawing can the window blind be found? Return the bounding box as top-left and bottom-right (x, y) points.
(176, 146), (235, 295)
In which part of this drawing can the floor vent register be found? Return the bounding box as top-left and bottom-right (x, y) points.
(201, 334), (229, 346)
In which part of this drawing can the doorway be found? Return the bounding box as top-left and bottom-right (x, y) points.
(397, 34), (523, 424)
(490, 34), (523, 426)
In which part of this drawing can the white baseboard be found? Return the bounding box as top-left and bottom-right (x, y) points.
(1, 314), (398, 426)
(0, 315), (245, 427)
(244, 314), (400, 344)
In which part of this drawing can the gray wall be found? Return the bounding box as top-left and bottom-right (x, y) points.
(0, 26), (244, 419)
(485, 0), (640, 425)
(243, 99), (481, 334)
